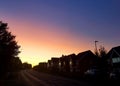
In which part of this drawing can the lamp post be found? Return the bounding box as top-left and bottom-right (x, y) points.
(95, 41), (98, 51)
(94, 40), (99, 56)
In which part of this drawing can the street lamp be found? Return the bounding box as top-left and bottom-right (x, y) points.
(94, 40), (99, 55)
(95, 40), (98, 51)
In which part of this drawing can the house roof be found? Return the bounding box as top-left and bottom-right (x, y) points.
(51, 57), (59, 62)
(112, 46), (120, 53)
(77, 50), (96, 59)
(107, 46), (120, 58)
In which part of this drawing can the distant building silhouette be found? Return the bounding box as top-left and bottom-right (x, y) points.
(53, 50), (96, 75)
(22, 62), (32, 69)
(34, 46), (120, 80)
(48, 58), (59, 72)
(38, 62), (47, 71)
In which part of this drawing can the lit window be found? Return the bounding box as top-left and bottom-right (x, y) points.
(112, 57), (120, 63)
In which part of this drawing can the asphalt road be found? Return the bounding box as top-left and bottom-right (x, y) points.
(0, 70), (90, 86)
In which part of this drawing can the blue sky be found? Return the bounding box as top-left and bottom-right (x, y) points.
(0, 0), (120, 65)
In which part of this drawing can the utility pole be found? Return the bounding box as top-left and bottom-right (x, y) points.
(94, 40), (99, 56)
(95, 40), (98, 51)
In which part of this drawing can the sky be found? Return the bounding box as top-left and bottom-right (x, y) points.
(0, 0), (120, 66)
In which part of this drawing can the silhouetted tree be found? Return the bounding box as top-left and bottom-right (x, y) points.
(98, 45), (107, 58)
(0, 21), (20, 76)
(98, 46), (108, 67)
(94, 45), (107, 58)
(10, 57), (22, 72)
(95, 46), (109, 80)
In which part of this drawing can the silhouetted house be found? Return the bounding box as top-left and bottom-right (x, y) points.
(59, 51), (96, 74)
(68, 54), (77, 72)
(59, 55), (71, 72)
(107, 46), (120, 77)
(38, 62), (47, 71)
(47, 60), (52, 70)
(59, 56), (64, 72)
(22, 62), (32, 69)
(50, 58), (60, 72)
(76, 50), (97, 75)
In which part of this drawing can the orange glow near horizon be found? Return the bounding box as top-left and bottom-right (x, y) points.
(0, 1), (119, 67)
(2, 18), (94, 66)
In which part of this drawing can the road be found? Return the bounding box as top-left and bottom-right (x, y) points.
(0, 70), (90, 86)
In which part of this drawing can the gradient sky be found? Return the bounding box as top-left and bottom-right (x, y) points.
(0, 0), (120, 66)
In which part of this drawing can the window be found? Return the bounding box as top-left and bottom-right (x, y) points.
(112, 57), (120, 63)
